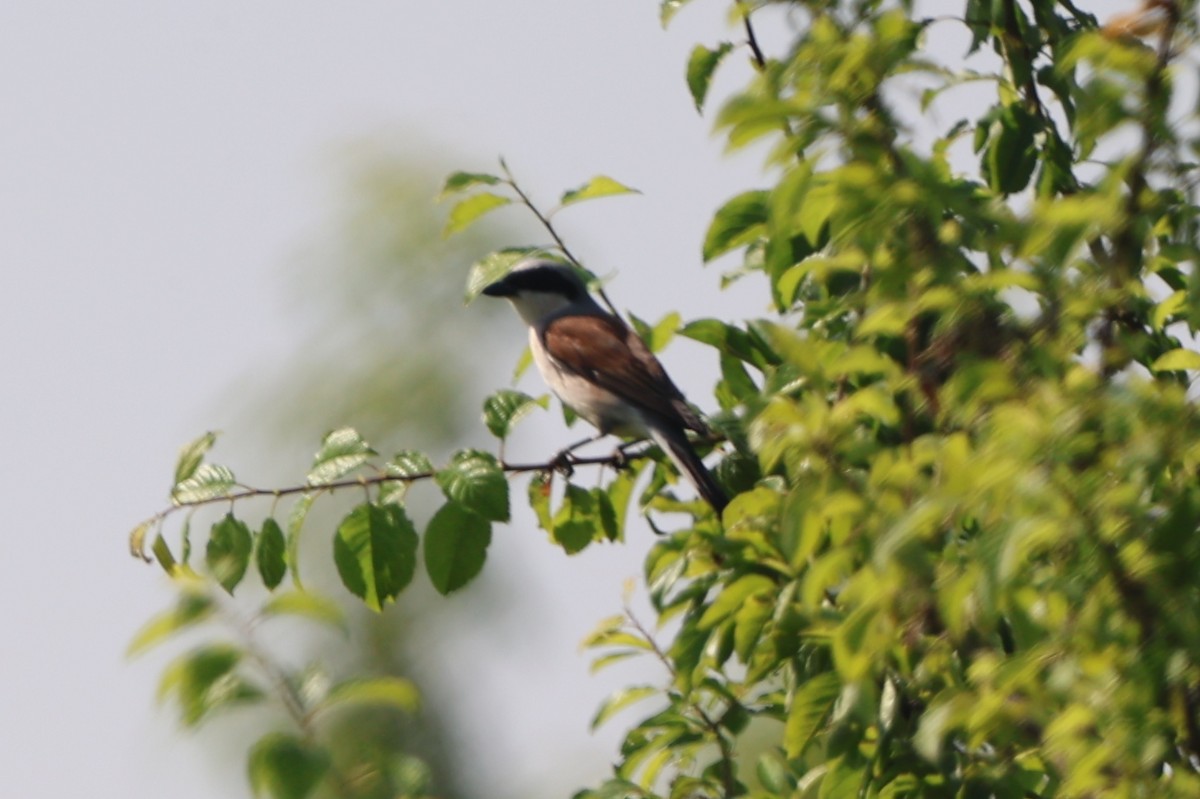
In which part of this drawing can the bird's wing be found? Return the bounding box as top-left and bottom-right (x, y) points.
(541, 312), (700, 428)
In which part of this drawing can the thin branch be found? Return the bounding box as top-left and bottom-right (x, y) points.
(624, 602), (739, 798)
(738, 2), (767, 71)
(212, 589), (359, 799)
(499, 160), (623, 318)
(132, 447), (647, 559)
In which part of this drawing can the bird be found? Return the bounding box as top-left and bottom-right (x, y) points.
(481, 258), (728, 513)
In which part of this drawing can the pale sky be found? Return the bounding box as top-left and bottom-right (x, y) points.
(0, 2), (1132, 799)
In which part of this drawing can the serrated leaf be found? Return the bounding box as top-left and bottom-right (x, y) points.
(174, 431), (218, 486)
(256, 518), (287, 589)
(443, 192), (512, 237)
(589, 650), (645, 674)
(207, 514), (253, 594)
(551, 484), (613, 554)
(785, 671), (841, 758)
(261, 590), (346, 629)
(158, 644), (262, 726)
(127, 591), (214, 657)
(387, 450), (435, 478)
(172, 463), (236, 504)
(248, 732), (330, 799)
(319, 677), (420, 715)
(436, 450), (510, 522)
(687, 42), (733, 112)
(130, 519), (153, 562)
(464, 247), (542, 303)
(307, 427), (376, 486)
(423, 501), (492, 594)
(286, 494), (315, 590)
(558, 175), (640, 208)
(483, 389), (546, 438)
(1151, 348), (1200, 372)
(528, 471), (554, 531)
(698, 574), (776, 630)
(703, 190), (769, 261)
(333, 503), (418, 611)
(733, 590), (774, 663)
(381, 450), (433, 505)
(592, 685), (660, 729)
(986, 105), (1039, 194)
(660, 0), (695, 27)
(645, 311), (682, 353)
(152, 534), (178, 574)
(818, 755), (862, 799)
(437, 170), (502, 200)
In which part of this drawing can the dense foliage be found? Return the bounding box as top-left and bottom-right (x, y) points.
(130, 1), (1200, 797)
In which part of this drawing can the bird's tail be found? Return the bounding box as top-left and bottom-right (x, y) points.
(651, 427), (729, 514)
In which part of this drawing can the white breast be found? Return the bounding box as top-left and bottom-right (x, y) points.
(529, 326), (648, 438)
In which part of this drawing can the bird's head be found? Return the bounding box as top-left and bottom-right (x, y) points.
(482, 259), (594, 324)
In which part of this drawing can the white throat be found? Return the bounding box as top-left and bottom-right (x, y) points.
(506, 290), (584, 326)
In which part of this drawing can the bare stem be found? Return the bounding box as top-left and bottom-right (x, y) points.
(623, 602), (739, 798)
(499, 160), (623, 318)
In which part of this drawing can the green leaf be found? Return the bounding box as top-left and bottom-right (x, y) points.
(206, 514), (253, 594)
(985, 105), (1039, 194)
(442, 192), (512, 237)
(831, 604), (879, 681)
(158, 644), (262, 726)
(591, 685), (660, 729)
(698, 574), (776, 630)
(528, 471), (554, 531)
(558, 175), (640, 208)
(704, 190), (769, 261)
(423, 501), (492, 594)
(679, 318), (775, 368)
(659, 0), (695, 27)
(129, 519), (153, 562)
(785, 671), (841, 758)
(818, 755), (863, 799)
(152, 533), (177, 575)
(256, 518), (287, 589)
(307, 427), (376, 486)
(319, 677), (421, 715)
(483, 389), (547, 438)
(436, 449), (510, 522)
(650, 311), (682, 353)
(464, 247), (542, 303)
(261, 590), (346, 629)
(687, 42), (733, 112)
(437, 170), (502, 200)
(388, 449), (434, 478)
(248, 732), (329, 799)
(1151, 348), (1200, 372)
(174, 431), (218, 486)
(127, 591), (214, 657)
(286, 493), (315, 589)
(551, 484), (615, 554)
(172, 463), (236, 504)
(332, 503), (418, 611)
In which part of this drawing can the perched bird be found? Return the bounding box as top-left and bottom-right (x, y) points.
(482, 258), (728, 513)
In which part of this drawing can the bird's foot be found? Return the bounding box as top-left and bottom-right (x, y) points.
(549, 448), (577, 477)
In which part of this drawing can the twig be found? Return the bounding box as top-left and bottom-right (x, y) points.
(623, 602), (740, 798)
(738, 2), (767, 70)
(132, 447), (648, 560)
(499, 159), (623, 318)
(212, 588), (360, 799)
